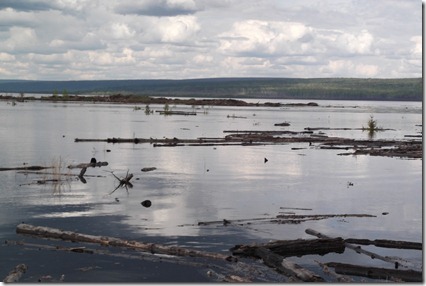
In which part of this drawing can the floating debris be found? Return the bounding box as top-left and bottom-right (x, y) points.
(141, 200), (152, 208)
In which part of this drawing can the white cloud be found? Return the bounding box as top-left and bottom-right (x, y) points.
(0, 0), (421, 79)
(219, 20), (311, 56)
(410, 36), (422, 55)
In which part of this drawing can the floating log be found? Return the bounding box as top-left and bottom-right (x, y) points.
(67, 161), (108, 169)
(16, 224), (232, 261)
(73, 133), (422, 159)
(231, 238), (345, 258)
(156, 110), (197, 116)
(325, 262), (422, 282)
(305, 229), (409, 268)
(344, 238), (422, 250)
(141, 167), (157, 172)
(3, 264), (27, 283)
(274, 122), (290, 126)
(248, 247), (325, 282)
(0, 165), (52, 172)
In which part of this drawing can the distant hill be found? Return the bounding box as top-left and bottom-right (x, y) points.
(0, 77), (422, 101)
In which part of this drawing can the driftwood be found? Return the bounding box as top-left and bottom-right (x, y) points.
(16, 224), (233, 261)
(231, 238), (345, 258)
(74, 132), (422, 159)
(325, 262), (422, 282)
(0, 165), (52, 172)
(197, 213), (376, 227)
(306, 229), (409, 269)
(3, 264), (27, 283)
(109, 171), (134, 194)
(156, 110), (197, 116)
(141, 167), (157, 172)
(248, 247), (325, 282)
(344, 238), (422, 250)
(67, 161), (108, 169)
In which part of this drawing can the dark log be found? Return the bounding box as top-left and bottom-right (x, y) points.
(141, 167), (157, 172)
(344, 238), (422, 250)
(231, 238), (345, 258)
(251, 247), (325, 282)
(326, 262), (422, 282)
(277, 213), (376, 219)
(67, 161), (108, 169)
(306, 229), (410, 268)
(16, 224), (232, 261)
(0, 165), (52, 171)
(3, 264), (27, 283)
(156, 110), (197, 116)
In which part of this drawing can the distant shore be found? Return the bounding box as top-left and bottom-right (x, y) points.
(0, 94), (320, 108)
(0, 77), (422, 101)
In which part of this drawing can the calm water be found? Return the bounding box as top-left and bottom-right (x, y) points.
(0, 98), (422, 282)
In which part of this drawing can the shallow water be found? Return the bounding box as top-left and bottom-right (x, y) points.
(0, 98), (422, 282)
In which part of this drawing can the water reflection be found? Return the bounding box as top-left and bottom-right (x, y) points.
(0, 99), (422, 260)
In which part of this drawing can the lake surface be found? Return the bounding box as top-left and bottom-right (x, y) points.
(0, 98), (422, 282)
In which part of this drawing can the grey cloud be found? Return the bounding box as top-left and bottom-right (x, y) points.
(115, 0), (200, 17)
(0, 0), (57, 12)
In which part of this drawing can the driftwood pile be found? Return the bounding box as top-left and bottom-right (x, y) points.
(74, 128), (422, 159)
(8, 223), (422, 282)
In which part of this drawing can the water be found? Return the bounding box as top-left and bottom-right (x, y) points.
(0, 98), (422, 282)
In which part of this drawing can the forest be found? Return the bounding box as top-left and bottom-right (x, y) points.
(0, 77), (422, 101)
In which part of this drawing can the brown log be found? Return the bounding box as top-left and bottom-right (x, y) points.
(326, 262), (422, 282)
(305, 229), (409, 269)
(16, 223), (233, 261)
(252, 247), (324, 282)
(344, 238), (422, 250)
(67, 161), (108, 169)
(3, 264), (27, 283)
(231, 238), (345, 258)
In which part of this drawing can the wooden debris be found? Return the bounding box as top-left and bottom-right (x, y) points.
(274, 122), (290, 126)
(325, 262), (422, 282)
(67, 161), (108, 169)
(141, 167), (157, 172)
(249, 247), (325, 282)
(315, 260), (352, 282)
(306, 229), (409, 268)
(3, 264), (27, 283)
(344, 238), (422, 250)
(109, 171), (134, 195)
(0, 165), (52, 172)
(231, 238), (345, 258)
(16, 223), (233, 261)
(74, 132), (422, 159)
(156, 110), (197, 116)
(198, 213), (376, 227)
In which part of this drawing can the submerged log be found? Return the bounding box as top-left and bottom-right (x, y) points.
(16, 224), (232, 261)
(231, 238), (345, 258)
(0, 165), (52, 172)
(250, 247), (325, 282)
(306, 229), (409, 268)
(344, 238), (422, 250)
(325, 262), (422, 282)
(3, 264), (27, 283)
(67, 161), (108, 169)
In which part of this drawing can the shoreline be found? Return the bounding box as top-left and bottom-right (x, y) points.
(0, 94), (320, 108)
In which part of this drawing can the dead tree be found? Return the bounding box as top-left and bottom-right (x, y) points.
(109, 170), (134, 195)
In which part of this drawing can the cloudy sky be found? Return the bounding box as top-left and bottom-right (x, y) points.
(0, 0), (422, 80)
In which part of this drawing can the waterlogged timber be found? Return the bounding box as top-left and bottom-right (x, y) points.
(74, 131), (422, 159)
(13, 223), (421, 282)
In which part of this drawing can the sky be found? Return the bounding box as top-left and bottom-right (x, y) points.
(0, 0), (422, 80)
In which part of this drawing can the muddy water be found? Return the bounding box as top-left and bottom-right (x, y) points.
(0, 99), (422, 282)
